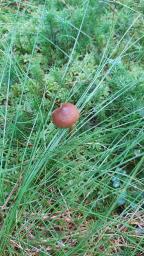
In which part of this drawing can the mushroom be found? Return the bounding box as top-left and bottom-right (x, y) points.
(52, 103), (80, 129)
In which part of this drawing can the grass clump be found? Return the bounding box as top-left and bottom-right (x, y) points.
(0, 0), (144, 255)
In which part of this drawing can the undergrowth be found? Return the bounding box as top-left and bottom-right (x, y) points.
(0, 0), (144, 255)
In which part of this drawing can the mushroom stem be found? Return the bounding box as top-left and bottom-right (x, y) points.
(68, 125), (75, 136)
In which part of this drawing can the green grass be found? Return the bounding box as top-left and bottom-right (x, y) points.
(0, 0), (144, 255)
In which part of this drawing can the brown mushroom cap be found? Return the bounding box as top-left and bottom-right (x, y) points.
(52, 103), (80, 128)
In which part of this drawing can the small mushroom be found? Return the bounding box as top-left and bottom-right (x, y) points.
(52, 103), (80, 128)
